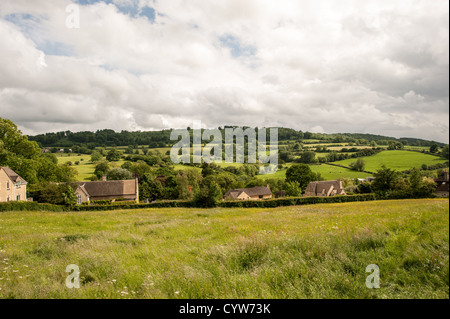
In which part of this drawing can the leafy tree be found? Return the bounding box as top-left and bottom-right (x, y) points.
(387, 141), (403, 150)
(349, 158), (365, 172)
(284, 181), (301, 197)
(429, 143), (439, 153)
(142, 179), (165, 201)
(1, 117), (76, 185)
(31, 182), (77, 205)
(90, 151), (103, 163)
(372, 165), (401, 195)
(94, 161), (110, 179)
(40, 153), (58, 164)
(297, 151), (317, 164)
(441, 145), (449, 159)
(106, 148), (121, 161)
(106, 168), (134, 180)
(408, 168), (436, 197)
(194, 176), (222, 207)
(357, 182), (373, 194)
(215, 172), (238, 194)
(121, 161), (134, 171)
(285, 164), (316, 193)
(409, 168), (422, 191)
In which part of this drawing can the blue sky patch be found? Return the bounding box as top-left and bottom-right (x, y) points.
(219, 34), (256, 58)
(74, 0), (155, 22)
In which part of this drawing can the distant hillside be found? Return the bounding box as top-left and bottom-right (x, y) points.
(28, 127), (446, 148)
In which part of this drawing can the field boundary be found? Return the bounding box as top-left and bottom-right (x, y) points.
(2, 193), (441, 212)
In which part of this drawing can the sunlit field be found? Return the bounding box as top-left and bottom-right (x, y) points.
(334, 150), (447, 172)
(0, 198), (448, 299)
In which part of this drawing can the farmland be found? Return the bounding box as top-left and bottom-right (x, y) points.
(0, 198), (448, 299)
(58, 149), (447, 182)
(333, 150), (448, 172)
(260, 164), (372, 181)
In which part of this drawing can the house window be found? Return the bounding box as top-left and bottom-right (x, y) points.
(77, 195), (82, 205)
(6, 196), (10, 202)
(16, 195), (20, 201)
(6, 182), (10, 190)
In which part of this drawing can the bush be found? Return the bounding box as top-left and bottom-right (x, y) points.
(218, 194), (378, 208)
(0, 201), (66, 212)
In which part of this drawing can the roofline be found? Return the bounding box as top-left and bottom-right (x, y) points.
(0, 166), (28, 185)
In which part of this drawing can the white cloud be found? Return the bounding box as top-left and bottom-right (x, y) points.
(0, 0), (448, 142)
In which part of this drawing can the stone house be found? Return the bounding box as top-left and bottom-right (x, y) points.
(435, 171), (449, 197)
(304, 180), (347, 197)
(73, 177), (139, 204)
(0, 167), (27, 202)
(223, 185), (272, 200)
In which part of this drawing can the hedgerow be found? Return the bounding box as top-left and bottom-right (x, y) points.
(1, 193), (438, 212)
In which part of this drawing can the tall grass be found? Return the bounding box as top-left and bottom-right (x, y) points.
(0, 199), (448, 299)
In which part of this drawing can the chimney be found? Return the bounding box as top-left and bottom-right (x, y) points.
(266, 184), (270, 190)
(102, 175), (107, 181)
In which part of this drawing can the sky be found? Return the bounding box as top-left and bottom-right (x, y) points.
(0, 0), (448, 142)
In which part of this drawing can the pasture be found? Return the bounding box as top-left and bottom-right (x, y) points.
(333, 150), (447, 172)
(0, 198), (448, 299)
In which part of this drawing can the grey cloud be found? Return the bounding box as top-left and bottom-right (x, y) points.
(0, 0), (448, 143)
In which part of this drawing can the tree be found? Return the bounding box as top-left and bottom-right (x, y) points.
(349, 158), (365, 172)
(106, 168), (134, 180)
(90, 151), (103, 163)
(409, 168), (422, 191)
(387, 141), (403, 150)
(357, 182), (373, 194)
(297, 151), (317, 164)
(285, 164), (316, 193)
(215, 172), (238, 194)
(94, 161), (110, 179)
(31, 182), (77, 205)
(194, 176), (222, 207)
(1, 117), (76, 185)
(429, 143), (439, 153)
(408, 168), (436, 197)
(372, 165), (401, 195)
(440, 145), (449, 159)
(284, 181), (301, 197)
(148, 180), (165, 201)
(106, 148), (121, 161)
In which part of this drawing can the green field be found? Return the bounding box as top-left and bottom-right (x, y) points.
(59, 149), (446, 182)
(257, 164), (370, 180)
(333, 150), (447, 172)
(0, 198), (448, 299)
(56, 154), (126, 181)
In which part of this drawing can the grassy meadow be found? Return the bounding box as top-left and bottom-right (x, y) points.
(56, 154), (126, 181)
(0, 198), (448, 299)
(262, 164), (372, 181)
(333, 150), (447, 172)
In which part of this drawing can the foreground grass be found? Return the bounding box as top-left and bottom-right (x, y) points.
(0, 199), (447, 299)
